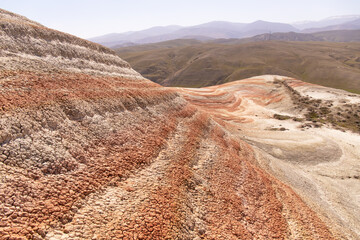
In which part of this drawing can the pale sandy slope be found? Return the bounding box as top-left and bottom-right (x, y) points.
(180, 75), (360, 239)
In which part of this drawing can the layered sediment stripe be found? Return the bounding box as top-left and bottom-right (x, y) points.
(179, 78), (286, 124)
(0, 7), (348, 239)
(0, 94), (192, 238)
(42, 105), (334, 239)
(0, 71), (174, 112)
(0, 8), (142, 78)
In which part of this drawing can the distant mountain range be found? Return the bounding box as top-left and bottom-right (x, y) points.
(302, 18), (360, 33)
(244, 30), (360, 42)
(292, 15), (360, 30)
(89, 15), (360, 47)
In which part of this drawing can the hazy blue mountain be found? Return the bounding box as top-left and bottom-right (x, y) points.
(238, 20), (298, 37)
(89, 20), (298, 46)
(303, 18), (360, 33)
(247, 30), (360, 42)
(88, 16), (360, 47)
(88, 25), (183, 47)
(293, 15), (360, 30)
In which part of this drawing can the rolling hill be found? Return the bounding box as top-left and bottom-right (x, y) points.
(116, 40), (360, 92)
(245, 30), (360, 42)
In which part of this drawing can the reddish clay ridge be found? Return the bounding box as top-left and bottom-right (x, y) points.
(179, 76), (360, 239)
(1, 9), (359, 240)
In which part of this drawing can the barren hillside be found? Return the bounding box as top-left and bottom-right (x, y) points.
(1, 9), (359, 240)
(116, 40), (360, 92)
(179, 76), (360, 239)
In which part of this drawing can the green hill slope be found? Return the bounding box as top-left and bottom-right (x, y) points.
(116, 41), (360, 92)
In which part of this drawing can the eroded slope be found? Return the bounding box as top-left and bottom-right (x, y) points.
(0, 9), (355, 240)
(179, 75), (360, 239)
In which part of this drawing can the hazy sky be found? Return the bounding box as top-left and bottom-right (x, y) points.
(1, 0), (359, 38)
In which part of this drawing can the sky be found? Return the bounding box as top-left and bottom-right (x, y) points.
(1, 0), (359, 39)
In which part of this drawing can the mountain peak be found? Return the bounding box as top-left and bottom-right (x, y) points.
(324, 14), (360, 20)
(89, 20), (298, 47)
(252, 20), (267, 23)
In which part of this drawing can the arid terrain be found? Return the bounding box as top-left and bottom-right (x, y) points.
(1, 8), (360, 240)
(116, 39), (360, 92)
(179, 76), (360, 239)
